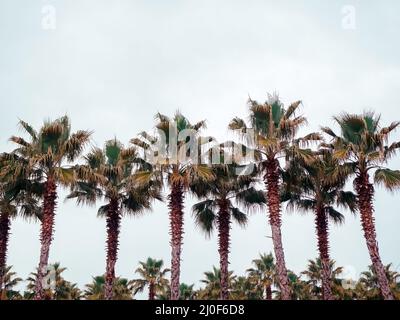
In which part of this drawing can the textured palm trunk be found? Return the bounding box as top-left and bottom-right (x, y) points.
(265, 158), (291, 300)
(266, 285), (272, 300)
(168, 182), (184, 300)
(355, 173), (394, 300)
(315, 205), (334, 300)
(217, 199), (230, 300)
(34, 177), (57, 300)
(105, 198), (121, 300)
(0, 213), (11, 300)
(148, 282), (155, 300)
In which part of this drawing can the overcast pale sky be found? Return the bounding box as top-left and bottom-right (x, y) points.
(1, 0), (399, 297)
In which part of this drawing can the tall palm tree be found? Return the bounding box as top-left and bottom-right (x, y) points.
(67, 139), (162, 300)
(132, 112), (213, 300)
(130, 258), (170, 300)
(247, 253), (276, 300)
(322, 112), (400, 300)
(281, 150), (357, 300)
(229, 93), (320, 299)
(4, 117), (91, 300)
(191, 161), (265, 300)
(84, 275), (133, 300)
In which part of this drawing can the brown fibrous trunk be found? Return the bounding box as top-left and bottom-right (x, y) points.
(0, 213), (11, 300)
(355, 172), (394, 300)
(149, 282), (155, 300)
(265, 158), (291, 300)
(34, 177), (57, 300)
(316, 205), (334, 300)
(217, 199), (231, 300)
(168, 182), (184, 300)
(104, 197), (121, 300)
(266, 285), (272, 300)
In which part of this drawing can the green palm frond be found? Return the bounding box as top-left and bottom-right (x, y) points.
(374, 168), (400, 191)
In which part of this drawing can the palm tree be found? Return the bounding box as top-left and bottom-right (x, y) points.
(275, 271), (313, 300)
(301, 258), (344, 299)
(84, 275), (133, 300)
(67, 139), (162, 300)
(231, 276), (262, 300)
(23, 263), (81, 300)
(191, 161), (265, 300)
(229, 93), (320, 299)
(4, 117), (91, 299)
(197, 267), (237, 300)
(357, 264), (400, 300)
(322, 112), (400, 299)
(0, 266), (22, 300)
(179, 283), (196, 300)
(130, 258), (170, 300)
(0, 155), (42, 298)
(281, 150), (357, 300)
(157, 283), (197, 300)
(247, 253), (276, 300)
(132, 112), (213, 300)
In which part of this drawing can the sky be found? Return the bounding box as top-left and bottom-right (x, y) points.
(0, 0), (400, 297)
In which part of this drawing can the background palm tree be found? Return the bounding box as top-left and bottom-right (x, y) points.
(23, 263), (81, 300)
(356, 264), (400, 300)
(67, 139), (162, 300)
(84, 275), (133, 300)
(130, 257), (170, 300)
(0, 266), (22, 300)
(132, 111), (213, 300)
(301, 258), (344, 299)
(229, 93), (320, 299)
(247, 253), (276, 300)
(281, 150), (357, 299)
(5, 117), (91, 299)
(191, 160), (265, 300)
(322, 112), (400, 299)
(197, 267), (237, 300)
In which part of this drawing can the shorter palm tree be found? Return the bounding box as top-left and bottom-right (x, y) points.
(24, 263), (81, 300)
(157, 283), (197, 300)
(282, 150), (356, 300)
(247, 253), (276, 300)
(84, 275), (133, 300)
(192, 160), (265, 300)
(0, 266), (22, 300)
(197, 267), (236, 300)
(357, 264), (400, 300)
(130, 258), (170, 300)
(301, 258), (344, 299)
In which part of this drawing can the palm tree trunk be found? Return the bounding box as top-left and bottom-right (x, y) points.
(105, 198), (121, 300)
(355, 173), (394, 300)
(266, 285), (272, 300)
(149, 282), (155, 300)
(217, 199), (230, 300)
(34, 177), (57, 300)
(168, 182), (184, 300)
(0, 213), (11, 300)
(316, 205), (334, 300)
(265, 158), (291, 300)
